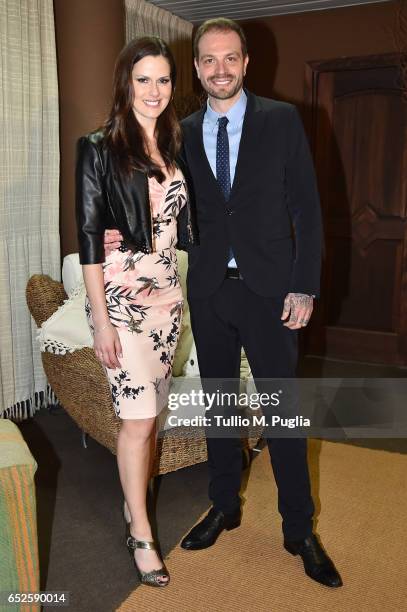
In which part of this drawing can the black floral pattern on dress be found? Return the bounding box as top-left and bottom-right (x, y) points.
(153, 217), (169, 239)
(122, 252), (146, 272)
(156, 250), (175, 271)
(151, 378), (161, 395)
(111, 370), (145, 416)
(166, 273), (179, 287)
(155, 238), (179, 286)
(104, 282), (150, 331)
(134, 276), (160, 296)
(163, 180), (187, 218)
(127, 316), (143, 334)
(149, 300), (183, 379)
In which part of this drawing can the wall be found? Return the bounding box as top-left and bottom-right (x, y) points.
(240, 1), (400, 107)
(55, 1), (401, 257)
(54, 0), (125, 259)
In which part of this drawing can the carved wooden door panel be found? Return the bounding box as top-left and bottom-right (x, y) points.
(304, 54), (407, 365)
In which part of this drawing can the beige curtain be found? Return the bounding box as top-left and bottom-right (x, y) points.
(125, 0), (194, 97)
(0, 0), (60, 418)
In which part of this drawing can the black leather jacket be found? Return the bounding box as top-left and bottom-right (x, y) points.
(75, 130), (199, 264)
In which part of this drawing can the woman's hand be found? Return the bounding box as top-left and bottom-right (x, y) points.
(93, 323), (123, 369)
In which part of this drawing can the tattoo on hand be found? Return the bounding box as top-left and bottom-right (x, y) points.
(290, 293), (313, 308)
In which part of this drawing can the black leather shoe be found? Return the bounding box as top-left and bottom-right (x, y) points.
(180, 507), (241, 550)
(284, 534), (343, 588)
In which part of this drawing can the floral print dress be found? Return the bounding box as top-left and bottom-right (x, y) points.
(85, 168), (187, 419)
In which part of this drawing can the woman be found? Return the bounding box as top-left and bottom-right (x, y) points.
(76, 37), (198, 587)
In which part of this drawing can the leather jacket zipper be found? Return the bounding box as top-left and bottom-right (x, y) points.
(177, 159), (193, 244)
(183, 176), (193, 242)
(145, 172), (154, 253)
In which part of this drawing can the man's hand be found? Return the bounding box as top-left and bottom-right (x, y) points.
(104, 228), (123, 257)
(281, 293), (314, 330)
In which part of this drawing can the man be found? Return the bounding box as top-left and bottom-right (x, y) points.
(105, 18), (342, 588)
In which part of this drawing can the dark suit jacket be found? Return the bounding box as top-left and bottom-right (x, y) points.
(181, 90), (323, 299)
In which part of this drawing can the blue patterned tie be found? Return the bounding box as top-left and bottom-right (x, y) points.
(216, 116), (231, 200)
(216, 116), (234, 265)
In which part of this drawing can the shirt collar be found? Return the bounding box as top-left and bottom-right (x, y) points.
(204, 89), (247, 127)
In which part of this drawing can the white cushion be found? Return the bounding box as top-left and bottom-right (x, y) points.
(37, 282), (93, 354)
(62, 252), (83, 296)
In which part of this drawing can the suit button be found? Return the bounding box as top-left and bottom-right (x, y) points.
(226, 209), (235, 215)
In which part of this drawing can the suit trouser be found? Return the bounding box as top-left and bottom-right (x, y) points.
(189, 278), (314, 541)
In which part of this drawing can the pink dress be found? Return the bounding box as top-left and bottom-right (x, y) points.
(85, 168), (187, 419)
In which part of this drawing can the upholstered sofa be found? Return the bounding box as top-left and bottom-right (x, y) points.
(0, 419), (40, 610)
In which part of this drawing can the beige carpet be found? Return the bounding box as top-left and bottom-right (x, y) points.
(117, 440), (407, 612)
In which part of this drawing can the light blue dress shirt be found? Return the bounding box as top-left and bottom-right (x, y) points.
(202, 90), (247, 268)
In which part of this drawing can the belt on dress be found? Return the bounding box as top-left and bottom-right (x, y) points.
(225, 267), (244, 280)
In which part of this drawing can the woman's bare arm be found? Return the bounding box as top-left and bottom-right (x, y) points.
(82, 264), (122, 369)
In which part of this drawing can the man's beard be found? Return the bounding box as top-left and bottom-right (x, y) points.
(204, 74), (244, 100)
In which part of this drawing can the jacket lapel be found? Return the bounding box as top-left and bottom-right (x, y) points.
(230, 91), (266, 199)
(187, 107), (222, 196)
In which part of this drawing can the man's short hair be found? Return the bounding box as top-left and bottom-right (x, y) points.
(193, 18), (248, 59)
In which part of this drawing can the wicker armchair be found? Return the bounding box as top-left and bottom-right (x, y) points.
(26, 274), (259, 476)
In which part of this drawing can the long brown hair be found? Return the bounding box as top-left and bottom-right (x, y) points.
(103, 37), (181, 183)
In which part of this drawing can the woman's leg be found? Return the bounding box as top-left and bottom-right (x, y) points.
(117, 417), (168, 582)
